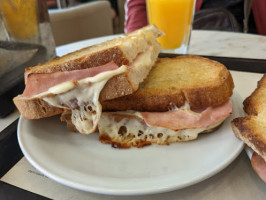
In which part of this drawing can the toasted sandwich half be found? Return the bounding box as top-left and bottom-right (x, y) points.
(95, 55), (235, 148)
(231, 74), (266, 182)
(14, 24), (163, 134)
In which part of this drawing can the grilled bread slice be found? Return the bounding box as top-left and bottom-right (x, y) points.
(243, 74), (266, 115)
(231, 74), (266, 161)
(102, 55), (234, 111)
(14, 24), (163, 120)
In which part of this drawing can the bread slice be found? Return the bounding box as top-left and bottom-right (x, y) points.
(231, 74), (266, 161)
(14, 24), (163, 119)
(102, 55), (234, 111)
(243, 74), (266, 115)
(232, 113), (266, 161)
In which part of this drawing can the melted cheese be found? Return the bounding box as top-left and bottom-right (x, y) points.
(44, 66), (127, 134)
(99, 112), (224, 145)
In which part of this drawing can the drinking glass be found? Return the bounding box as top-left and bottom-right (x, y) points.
(0, 0), (56, 76)
(146, 0), (196, 54)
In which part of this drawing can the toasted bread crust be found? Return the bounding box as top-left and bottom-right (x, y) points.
(231, 116), (266, 161)
(25, 47), (129, 82)
(13, 95), (64, 119)
(24, 24), (163, 81)
(102, 55), (234, 111)
(231, 74), (266, 161)
(243, 74), (266, 115)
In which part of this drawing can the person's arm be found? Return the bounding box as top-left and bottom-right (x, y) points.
(125, 0), (148, 33)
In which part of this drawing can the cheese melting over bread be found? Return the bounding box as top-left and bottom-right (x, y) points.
(98, 112), (225, 147)
(32, 46), (156, 134)
(98, 100), (232, 148)
(44, 66), (127, 134)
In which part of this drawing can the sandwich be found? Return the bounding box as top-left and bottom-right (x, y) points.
(231, 74), (266, 182)
(13, 24), (163, 134)
(94, 55), (234, 148)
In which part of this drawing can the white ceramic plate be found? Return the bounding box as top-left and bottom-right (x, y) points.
(18, 91), (244, 195)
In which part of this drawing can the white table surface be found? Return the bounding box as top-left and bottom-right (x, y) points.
(1, 30), (265, 199)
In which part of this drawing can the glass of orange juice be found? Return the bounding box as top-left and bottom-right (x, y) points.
(0, 0), (39, 42)
(146, 0), (196, 54)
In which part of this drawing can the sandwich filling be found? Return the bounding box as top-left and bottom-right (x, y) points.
(23, 61), (119, 97)
(140, 100), (232, 130)
(98, 100), (232, 147)
(44, 66), (127, 134)
(251, 152), (266, 182)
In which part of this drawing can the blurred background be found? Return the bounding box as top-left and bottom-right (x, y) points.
(46, 0), (265, 46)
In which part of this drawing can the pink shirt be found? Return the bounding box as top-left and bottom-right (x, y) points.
(125, 0), (148, 33)
(252, 0), (266, 35)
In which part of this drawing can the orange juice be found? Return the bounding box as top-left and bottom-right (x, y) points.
(147, 0), (195, 49)
(0, 0), (38, 40)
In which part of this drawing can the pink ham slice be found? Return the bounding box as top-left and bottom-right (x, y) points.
(23, 62), (119, 97)
(251, 152), (266, 182)
(140, 100), (232, 130)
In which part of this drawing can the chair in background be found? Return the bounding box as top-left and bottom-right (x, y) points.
(113, 0), (126, 34)
(48, 1), (113, 46)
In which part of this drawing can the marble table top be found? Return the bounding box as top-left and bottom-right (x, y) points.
(189, 30), (266, 59)
(55, 30), (266, 61)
